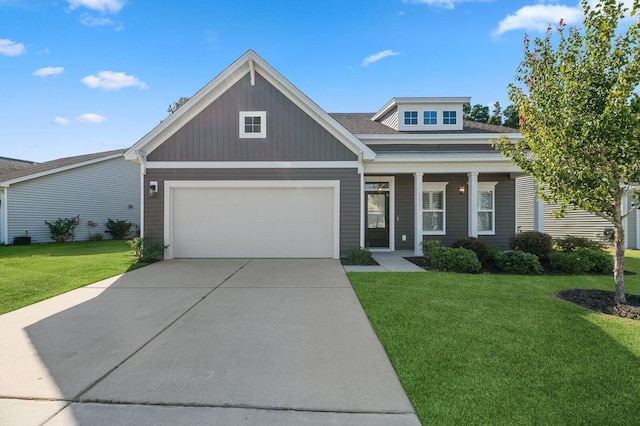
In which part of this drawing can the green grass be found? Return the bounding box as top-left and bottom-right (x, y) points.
(349, 251), (640, 425)
(0, 240), (145, 315)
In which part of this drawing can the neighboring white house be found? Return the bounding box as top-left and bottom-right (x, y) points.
(516, 175), (639, 249)
(0, 150), (140, 244)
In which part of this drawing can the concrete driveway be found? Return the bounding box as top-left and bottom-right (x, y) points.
(0, 259), (420, 425)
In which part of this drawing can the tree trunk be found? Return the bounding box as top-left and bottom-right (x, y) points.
(613, 220), (627, 304)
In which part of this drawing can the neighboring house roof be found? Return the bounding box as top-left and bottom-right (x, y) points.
(0, 157), (37, 174)
(330, 113), (520, 135)
(125, 50), (376, 162)
(0, 149), (126, 186)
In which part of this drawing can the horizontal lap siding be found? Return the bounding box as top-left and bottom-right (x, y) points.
(149, 73), (357, 162)
(144, 168), (360, 255)
(516, 176), (535, 232)
(7, 158), (140, 243)
(420, 173), (515, 249)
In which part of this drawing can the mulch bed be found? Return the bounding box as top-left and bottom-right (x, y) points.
(556, 289), (640, 321)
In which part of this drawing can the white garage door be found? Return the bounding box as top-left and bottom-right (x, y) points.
(167, 181), (339, 258)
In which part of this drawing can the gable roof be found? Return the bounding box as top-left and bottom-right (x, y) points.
(0, 149), (126, 186)
(125, 50), (376, 162)
(330, 113), (520, 135)
(0, 157), (37, 174)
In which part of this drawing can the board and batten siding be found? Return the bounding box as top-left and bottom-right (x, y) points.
(144, 168), (360, 255)
(148, 73), (357, 162)
(394, 174), (415, 251)
(6, 157), (140, 243)
(420, 173), (515, 248)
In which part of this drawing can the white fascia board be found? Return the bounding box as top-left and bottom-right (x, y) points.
(147, 161), (359, 169)
(125, 50), (376, 162)
(0, 153), (123, 187)
(371, 97), (472, 122)
(364, 160), (523, 174)
(254, 60), (376, 161)
(124, 55), (252, 161)
(357, 133), (523, 143)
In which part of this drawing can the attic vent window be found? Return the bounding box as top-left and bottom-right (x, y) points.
(239, 111), (267, 138)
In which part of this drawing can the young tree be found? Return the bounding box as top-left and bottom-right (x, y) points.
(495, 0), (640, 303)
(167, 96), (190, 115)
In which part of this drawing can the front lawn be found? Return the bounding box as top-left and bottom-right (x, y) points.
(349, 251), (640, 425)
(0, 240), (145, 315)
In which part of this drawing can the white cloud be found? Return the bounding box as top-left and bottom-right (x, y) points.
(0, 38), (25, 56)
(77, 113), (106, 123)
(33, 66), (64, 77)
(493, 4), (583, 36)
(362, 50), (401, 66)
(67, 0), (124, 13)
(81, 71), (148, 90)
(406, 0), (486, 9)
(81, 15), (114, 26)
(53, 116), (70, 125)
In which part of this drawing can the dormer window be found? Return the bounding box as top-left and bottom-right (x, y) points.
(404, 111), (418, 125)
(423, 111), (437, 125)
(443, 111), (457, 125)
(239, 111), (266, 138)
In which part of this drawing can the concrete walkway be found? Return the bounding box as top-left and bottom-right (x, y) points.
(343, 251), (426, 272)
(0, 259), (420, 426)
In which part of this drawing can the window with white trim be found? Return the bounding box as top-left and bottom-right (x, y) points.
(478, 182), (497, 235)
(404, 111), (418, 125)
(443, 110), (457, 125)
(239, 111), (266, 138)
(423, 111), (437, 125)
(422, 182), (447, 235)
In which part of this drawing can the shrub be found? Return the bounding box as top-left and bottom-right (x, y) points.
(421, 238), (442, 259)
(494, 250), (543, 275)
(452, 236), (496, 265)
(88, 232), (103, 241)
(44, 217), (76, 242)
(105, 218), (133, 240)
(575, 248), (613, 273)
(509, 231), (553, 259)
(429, 247), (481, 274)
(128, 237), (167, 262)
(346, 247), (376, 265)
(550, 251), (593, 274)
(555, 236), (604, 252)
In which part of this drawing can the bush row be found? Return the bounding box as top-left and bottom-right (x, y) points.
(420, 232), (612, 275)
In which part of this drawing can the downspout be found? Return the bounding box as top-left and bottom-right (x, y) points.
(358, 152), (365, 249)
(135, 151), (147, 239)
(1, 187), (7, 245)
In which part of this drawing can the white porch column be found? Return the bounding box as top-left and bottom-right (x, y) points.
(414, 172), (424, 256)
(359, 171), (365, 248)
(468, 172), (478, 237)
(533, 183), (545, 232)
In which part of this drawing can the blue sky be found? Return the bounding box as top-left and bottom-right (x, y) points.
(0, 0), (614, 162)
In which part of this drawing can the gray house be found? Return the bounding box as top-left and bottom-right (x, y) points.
(125, 50), (523, 259)
(0, 150), (140, 244)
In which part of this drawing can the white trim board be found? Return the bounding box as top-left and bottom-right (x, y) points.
(147, 161), (359, 169)
(163, 180), (341, 259)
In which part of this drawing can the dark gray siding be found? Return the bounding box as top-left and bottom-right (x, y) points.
(394, 174), (415, 250)
(144, 168), (360, 256)
(149, 73), (357, 162)
(371, 144), (495, 152)
(419, 173), (515, 249)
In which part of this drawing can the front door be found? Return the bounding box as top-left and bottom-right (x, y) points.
(365, 191), (389, 248)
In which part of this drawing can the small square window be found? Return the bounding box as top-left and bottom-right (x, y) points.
(443, 111), (457, 125)
(239, 111), (266, 138)
(423, 111), (437, 125)
(404, 111), (418, 125)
